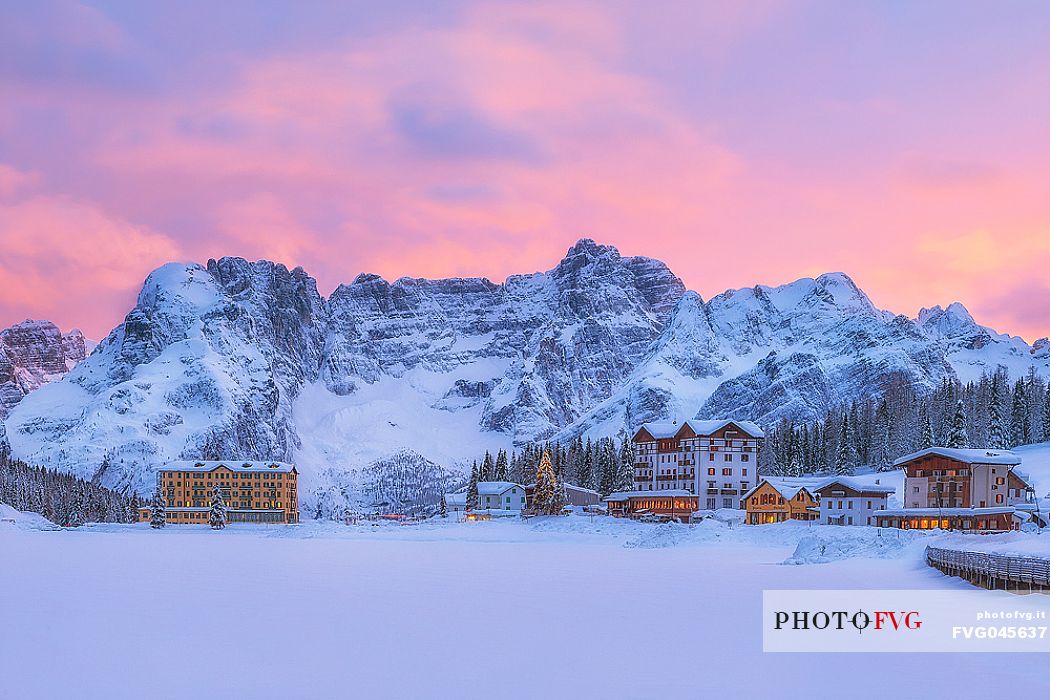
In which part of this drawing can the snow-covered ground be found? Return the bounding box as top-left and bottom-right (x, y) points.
(4, 515), (1050, 699)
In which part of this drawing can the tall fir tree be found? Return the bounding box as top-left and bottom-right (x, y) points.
(575, 446), (594, 490)
(835, 413), (856, 475)
(150, 486), (166, 529)
(533, 451), (564, 515)
(597, 440), (617, 497)
(1010, 379), (1030, 447)
(946, 399), (969, 448)
(209, 484), (227, 529)
(988, 390), (1008, 449)
(919, 405), (934, 450)
(479, 452), (495, 481)
(617, 438), (635, 492)
(439, 494), (447, 518)
(788, 432), (805, 477)
(1043, 391), (1050, 443)
(493, 449), (509, 482)
(466, 463), (480, 510)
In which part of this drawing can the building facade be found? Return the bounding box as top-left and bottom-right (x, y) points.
(443, 492), (467, 513)
(603, 490), (699, 522)
(898, 447), (1026, 509)
(476, 482), (527, 511)
(815, 477), (894, 526)
(875, 507), (1021, 532)
(138, 461), (300, 524)
(632, 419), (765, 510)
(878, 447), (1034, 533)
(741, 479), (819, 525)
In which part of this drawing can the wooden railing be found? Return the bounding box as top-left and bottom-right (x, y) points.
(925, 545), (1050, 592)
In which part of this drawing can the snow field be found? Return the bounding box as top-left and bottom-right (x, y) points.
(4, 516), (1050, 699)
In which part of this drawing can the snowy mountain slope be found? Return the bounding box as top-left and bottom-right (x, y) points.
(3, 239), (1047, 514)
(556, 272), (961, 440)
(0, 320), (86, 418)
(4, 259), (327, 494)
(916, 302), (1050, 383)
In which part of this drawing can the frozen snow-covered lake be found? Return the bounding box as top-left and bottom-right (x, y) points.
(3, 516), (1050, 699)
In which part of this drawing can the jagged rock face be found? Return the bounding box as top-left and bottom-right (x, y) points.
(321, 238), (685, 439)
(4, 241), (1048, 515)
(0, 320), (86, 418)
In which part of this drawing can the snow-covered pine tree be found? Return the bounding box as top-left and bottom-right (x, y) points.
(918, 405), (934, 450)
(835, 413), (856, 475)
(209, 484), (227, 529)
(533, 451), (563, 515)
(597, 440), (617, 497)
(872, 399), (892, 471)
(617, 438), (634, 491)
(466, 463), (480, 510)
(440, 494), (447, 518)
(1010, 379), (1030, 447)
(575, 446), (594, 490)
(788, 432), (805, 477)
(988, 390), (1008, 449)
(150, 486), (166, 529)
(1043, 391), (1050, 443)
(494, 449), (509, 482)
(946, 399), (968, 449)
(480, 452), (495, 481)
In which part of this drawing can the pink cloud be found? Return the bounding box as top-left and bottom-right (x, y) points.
(1, 0), (1049, 345)
(0, 194), (180, 337)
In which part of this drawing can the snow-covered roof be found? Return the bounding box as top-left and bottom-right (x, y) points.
(893, 447), (1020, 467)
(814, 477), (896, 495)
(603, 489), (694, 502)
(162, 461), (296, 474)
(740, 478), (818, 503)
(477, 481), (521, 495)
(877, 507), (1016, 517)
(444, 492), (467, 506)
(523, 482), (599, 495)
(636, 419), (765, 440)
(1011, 470), (1033, 487)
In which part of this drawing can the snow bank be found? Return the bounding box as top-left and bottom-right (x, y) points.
(784, 527), (926, 564)
(0, 503), (59, 531)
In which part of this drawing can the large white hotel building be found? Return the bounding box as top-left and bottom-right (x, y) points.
(632, 419), (765, 510)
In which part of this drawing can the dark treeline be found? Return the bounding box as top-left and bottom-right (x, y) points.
(0, 447), (139, 525)
(471, 435), (635, 498)
(761, 369), (1050, 477)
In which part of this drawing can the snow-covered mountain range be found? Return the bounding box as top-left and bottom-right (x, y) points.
(2, 239), (1047, 511)
(0, 320), (86, 419)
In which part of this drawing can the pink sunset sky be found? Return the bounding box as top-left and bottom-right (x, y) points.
(1, 1), (1049, 342)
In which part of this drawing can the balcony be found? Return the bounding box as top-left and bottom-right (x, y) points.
(706, 489), (719, 495)
(720, 489), (738, 495)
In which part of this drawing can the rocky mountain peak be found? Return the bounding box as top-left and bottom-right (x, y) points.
(0, 319), (87, 418)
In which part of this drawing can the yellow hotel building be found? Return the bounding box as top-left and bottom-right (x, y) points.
(137, 461), (300, 524)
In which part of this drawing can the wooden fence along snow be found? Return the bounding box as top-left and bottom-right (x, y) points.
(925, 546), (1050, 593)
